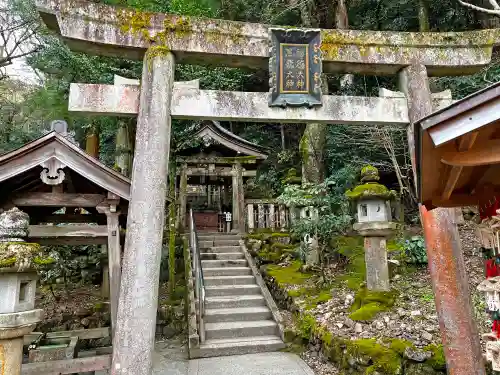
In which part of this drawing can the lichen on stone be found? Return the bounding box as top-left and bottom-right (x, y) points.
(0, 242), (42, 271)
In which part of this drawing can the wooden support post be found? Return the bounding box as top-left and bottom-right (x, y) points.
(420, 206), (486, 374)
(96, 203), (121, 339)
(269, 204), (275, 229)
(101, 245), (110, 299)
(279, 205), (287, 229)
(231, 163), (244, 232)
(247, 204), (254, 232)
(258, 204), (265, 229)
(178, 163), (188, 231)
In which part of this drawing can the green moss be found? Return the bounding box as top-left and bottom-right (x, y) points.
(346, 339), (403, 375)
(267, 261), (311, 286)
(33, 257), (55, 265)
(349, 302), (385, 321)
(0, 256), (16, 268)
(387, 338), (415, 355)
(332, 236), (366, 289)
(424, 344), (446, 370)
(349, 287), (398, 321)
(345, 182), (396, 201)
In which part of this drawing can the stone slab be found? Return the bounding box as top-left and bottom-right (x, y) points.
(69, 83), (409, 125)
(36, 0), (497, 75)
(188, 352), (315, 375)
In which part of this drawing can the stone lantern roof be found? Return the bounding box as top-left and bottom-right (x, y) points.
(345, 165), (397, 201)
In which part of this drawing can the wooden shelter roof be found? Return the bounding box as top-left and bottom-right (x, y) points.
(415, 81), (500, 209)
(189, 121), (268, 159)
(0, 131), (131, 203)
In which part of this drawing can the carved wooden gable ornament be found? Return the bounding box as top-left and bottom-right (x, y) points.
(268, 28), (322, 108)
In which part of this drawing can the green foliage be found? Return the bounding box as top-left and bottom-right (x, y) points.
(403, 236), (428, 264)
(424, 344), (446, 370)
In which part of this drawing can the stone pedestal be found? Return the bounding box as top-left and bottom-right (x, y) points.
(112, 50), (175, 375)
(353, 222), (398, 291)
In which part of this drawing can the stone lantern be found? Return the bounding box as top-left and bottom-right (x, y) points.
(346, 166), (398, 291)
(0, 208), (44, 375)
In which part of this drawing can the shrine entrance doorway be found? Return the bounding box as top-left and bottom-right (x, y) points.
(176, 121), (268, 233)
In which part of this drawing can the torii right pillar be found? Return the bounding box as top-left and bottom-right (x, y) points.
(400, 64), (485, 374)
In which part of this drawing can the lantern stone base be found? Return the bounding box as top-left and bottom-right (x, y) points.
(353, 222), (399, 292)
(0, 309), (43, 375)
(353, 221), (400, 237)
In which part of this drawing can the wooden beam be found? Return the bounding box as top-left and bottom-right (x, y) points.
(457, 131), (479, 152)
(13, 193), (106, 207)
(34, 214), (104, 224)
(22, 355), (111, 375)
(28, 224), (109, 245)
(441, 166), (463, 201)
(24, 327), (110, 345)
(176, 157), (258, 165)
(432, 194), (480, 207)
(441, 139), (500, 167)
(441, 131), (479, 200)
(177, 169), (257, 177)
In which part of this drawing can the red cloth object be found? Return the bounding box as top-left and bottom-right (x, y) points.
(481, 197), (500, 220)
(486, 259), (499, 278)
(493, 321), (500, 338)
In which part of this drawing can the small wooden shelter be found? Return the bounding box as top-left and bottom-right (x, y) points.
(415, 82), (500, 209)
(0, 121), (131, 335)
(177, 121), (268, 232)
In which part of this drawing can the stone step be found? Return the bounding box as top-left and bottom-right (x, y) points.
(202, 246), (242, 253)
(197, 336), (285, 358)
(198, 233), (242, 240)
(205, 284), (261, 297)
(204, 307), (272, 323)
(202, 259), (247, 268)
(205, 295), (266, 309)
(201, 252), (244, 260)
(203, 267), (252, 277)
(204, 320), (279, 340)
(213, 239), (241, 246)
(204, 275), (255, 286)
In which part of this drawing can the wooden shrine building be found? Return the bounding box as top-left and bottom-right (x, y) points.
(177, 121), (268, 232)
(0, 121), (132, 336)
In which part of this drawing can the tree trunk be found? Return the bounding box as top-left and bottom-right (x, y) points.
(281, 124), (286, 151)
(115, 121), (133, 177)
(418, 0), (430, 31)
(335, 0), (354, 91)
(85, 125), (99, 159)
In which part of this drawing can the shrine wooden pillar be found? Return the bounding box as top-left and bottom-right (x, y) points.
(96, 194), (122, 339)
(400, 64), (485, 374)
(231, 162), (245, 232)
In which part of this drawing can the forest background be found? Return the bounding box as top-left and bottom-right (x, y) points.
(2, 0), (500, 221)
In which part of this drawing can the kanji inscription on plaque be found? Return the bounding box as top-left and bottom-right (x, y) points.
(269, 28), (322, 107)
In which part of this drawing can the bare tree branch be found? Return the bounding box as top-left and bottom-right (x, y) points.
(458, 0), (500, 15)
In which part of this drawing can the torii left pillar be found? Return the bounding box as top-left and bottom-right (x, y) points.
(400, 64), (485, 374)
(112, 49), (175, 375)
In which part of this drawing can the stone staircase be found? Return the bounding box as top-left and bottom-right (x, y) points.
(196, 232), (285, 358)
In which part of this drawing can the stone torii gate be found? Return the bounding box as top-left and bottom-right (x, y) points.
(35, 0), (500, 373)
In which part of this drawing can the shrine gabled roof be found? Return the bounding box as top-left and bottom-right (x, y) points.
(0, 131), (131, 200)
(414, 80), (500, 209)
(193, 121), (268, 159)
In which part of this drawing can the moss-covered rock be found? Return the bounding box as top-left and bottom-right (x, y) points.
(349, 287), (398, 321)
(266, 261), (312, 286)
